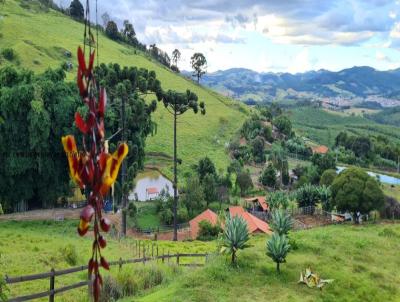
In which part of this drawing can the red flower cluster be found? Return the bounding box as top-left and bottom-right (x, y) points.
(62, 47), (128, 301)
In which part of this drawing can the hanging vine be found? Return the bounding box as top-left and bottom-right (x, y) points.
(61, 1), (127, 300)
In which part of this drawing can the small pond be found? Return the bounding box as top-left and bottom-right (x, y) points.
(337, 166), (400, 185)
(129, 170), (174, 201)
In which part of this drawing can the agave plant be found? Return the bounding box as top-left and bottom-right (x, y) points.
(266, 233), (291, 273)
(298, 268), (334, 289)
(270, 209), (293, 236)
(220, 215), (250, 264)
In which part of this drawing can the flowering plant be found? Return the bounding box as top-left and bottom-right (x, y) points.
(62, 47), (128, 300)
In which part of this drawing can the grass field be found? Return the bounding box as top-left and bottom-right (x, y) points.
(0, 0), (248, 178)
(290, 106), (400, 147)
(0, 220), (214, 301)
(382, 184), (400, 201)
(127, 223), (400, 302)
(2, 220), (400, 302)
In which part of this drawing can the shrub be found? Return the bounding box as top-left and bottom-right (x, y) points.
(266, 233), (290, 273)
(380, 196), (400, 219)
(320, 169), (337, 186)
(0, 275), (9, 302)
(260, 164), (277, 188)
(1, 48), (15, 61)
(197, 220), (222, 241)
(378, 228), (399, 238)
(128, 202), (137, 218)
(100, 276), (123, 302)
(220, 215), (250, 264)
(60, 244), (78, 266)
(268, 191), (289, 210)
(295, 184), (320, 209)
(116, 271), (138, 296)
(0, 203), (3, 215)
(137, 265), (164, 289)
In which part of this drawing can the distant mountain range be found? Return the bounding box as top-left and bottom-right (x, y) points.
(184, 67), (400, 106)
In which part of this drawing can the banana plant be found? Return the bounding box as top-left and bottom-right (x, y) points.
(298, 268), (334, 289)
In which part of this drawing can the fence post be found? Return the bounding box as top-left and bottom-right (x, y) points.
(168, 250), (170, 263)
(162, 248), (165, 263)
(49, 268), (55, 302)
(143, 244), (146, 264)
(176, 254), (180, 265)
(152, 243), (154, 258)
(156, 245), (159, 262)
(138, 241), (141, 258)
(119, 257), (123, 271)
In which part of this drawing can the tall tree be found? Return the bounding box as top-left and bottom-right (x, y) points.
(196, 157), (216, 182)
(190, 53), (207, 83)
(160, 90), (205, 240)
(172, 49), (181, 67)
(101, 12), (110, 28)
(69, 0), (84, 19)
(122, 20), (136, 44)
(105, 20), (119, 40)
(269, 143), (287, 186)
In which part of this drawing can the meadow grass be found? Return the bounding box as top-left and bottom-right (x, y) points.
(0, 220), (214, 301)
(2, 220), (400, 302)
(0, 0), (248, 178)
(131, 223), (400, 302)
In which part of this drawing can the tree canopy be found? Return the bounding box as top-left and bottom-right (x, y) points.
(69, 0), (84, 19)
(331, 167), (384, 216)
(190, 53), (207, 83)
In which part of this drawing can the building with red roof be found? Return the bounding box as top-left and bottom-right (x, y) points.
(228, 206), (271, 234)
(146, 187), (159, 200)
(189, 209), (219, 239)
(244, 196), (269, 212)
(311, 145), (329, 154)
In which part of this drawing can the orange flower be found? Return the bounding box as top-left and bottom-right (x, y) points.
(61, 135), (83, 188)
(100, 143), (128, 196)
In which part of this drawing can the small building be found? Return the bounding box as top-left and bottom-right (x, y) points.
(311, 145), (329, 154)
(228, 206), (271, 234)
(146, 187), (159, 200)
(244, 196), (269, 212)
(189, 209), (219, 239)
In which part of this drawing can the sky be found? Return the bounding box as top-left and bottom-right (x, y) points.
(57, 0), (400, 73)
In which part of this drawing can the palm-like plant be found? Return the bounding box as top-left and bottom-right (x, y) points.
(317, 185), (332, 211)
(220, 215), (250, 264)
(268, 191), (289, 210)
(266, 233), (291, 273)
(270, 209), (293, 236)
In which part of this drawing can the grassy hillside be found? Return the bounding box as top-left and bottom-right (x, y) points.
(290, 107), (400, 147)
(0, 0), (247, 178)
(131, 223), (400, 302)
(2, 220), (400, 302)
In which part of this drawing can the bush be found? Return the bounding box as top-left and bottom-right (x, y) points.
(0, 203), (3, 215)
(60, 244), (78, 266)
(380, 196), (400, 219)
(116, 271), (138, 296)
(100, 276), (123, 302)
(1, 48), (15, 61)
(128, 202), (137, 218)
(137, 265), (164, 289)
(197, 220), (222, 241)
(320, 169), (337, 186)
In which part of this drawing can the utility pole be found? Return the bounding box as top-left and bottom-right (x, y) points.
(173, 104), (178, 241)
(121, 95), (127, 237)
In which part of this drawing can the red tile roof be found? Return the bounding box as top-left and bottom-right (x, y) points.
(228, 206), (271, 234)
(146, 187), (159, 194)
(244, 196), (269, 211)
(189, 209), (219, 239)
(312, 145), (329, 154)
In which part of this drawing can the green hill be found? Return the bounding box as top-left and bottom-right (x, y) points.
(290, 106), (400, 147)
(0, 0), (247, 177)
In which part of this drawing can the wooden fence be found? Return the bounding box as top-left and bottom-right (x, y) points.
(5, 249), (209, 302)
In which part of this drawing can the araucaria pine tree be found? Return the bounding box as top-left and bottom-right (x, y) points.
(160, 90), (205, 241)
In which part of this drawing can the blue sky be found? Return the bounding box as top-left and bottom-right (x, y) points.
(58, 0), (400, 73)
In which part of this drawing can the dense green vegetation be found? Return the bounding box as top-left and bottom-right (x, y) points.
(366, 106), (400, 127)
(290, 106), (400, 147)
(0, 0), (247, 182)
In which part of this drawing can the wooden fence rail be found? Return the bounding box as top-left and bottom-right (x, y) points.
(5, 253), (208, 302)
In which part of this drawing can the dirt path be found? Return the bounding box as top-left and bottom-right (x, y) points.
(0, 208), (82, 221)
